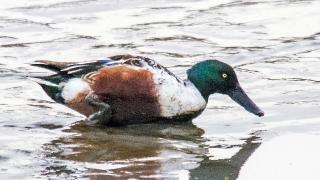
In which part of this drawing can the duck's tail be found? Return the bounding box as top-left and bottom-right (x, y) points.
(27, 75), (65, 103)
(29, 60), (74, 104)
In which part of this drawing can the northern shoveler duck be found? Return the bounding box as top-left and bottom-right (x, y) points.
(31, 54), (264, 125)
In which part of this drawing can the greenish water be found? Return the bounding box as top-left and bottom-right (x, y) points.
(0, 0), (320, 179)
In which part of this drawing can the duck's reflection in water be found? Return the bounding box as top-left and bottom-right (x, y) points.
(190, 134), (261, 180)
(43, 121), (261, 179)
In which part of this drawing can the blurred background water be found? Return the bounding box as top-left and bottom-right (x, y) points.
(0, 0), (319, 179)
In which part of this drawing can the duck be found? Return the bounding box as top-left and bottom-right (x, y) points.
(31, 54), (264, 125)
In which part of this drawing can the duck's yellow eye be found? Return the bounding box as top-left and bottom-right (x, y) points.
(222, 73), (228, 79)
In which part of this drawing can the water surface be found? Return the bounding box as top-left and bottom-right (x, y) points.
(0, 0), (320, 179)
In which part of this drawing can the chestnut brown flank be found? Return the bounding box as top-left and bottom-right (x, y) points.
(67, 91), (96, 117)
(89, 66), (161, 124)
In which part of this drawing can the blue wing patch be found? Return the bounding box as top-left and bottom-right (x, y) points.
(97, 59), (113, 63)
(97, 59), (121, 66)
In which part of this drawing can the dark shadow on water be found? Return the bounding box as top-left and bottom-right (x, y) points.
(190, 135), (261, 180)
(43, 121), (261, 179)
(45, 121), (205, 160)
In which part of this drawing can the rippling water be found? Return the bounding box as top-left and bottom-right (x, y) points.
(0, 0), (320, 179)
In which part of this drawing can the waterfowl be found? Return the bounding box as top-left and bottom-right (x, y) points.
(31, 54), (264, 125)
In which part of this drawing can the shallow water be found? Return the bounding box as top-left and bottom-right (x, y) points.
(0, 0), (319, 179)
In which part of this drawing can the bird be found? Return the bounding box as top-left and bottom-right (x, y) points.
(30, 54), (264, 125)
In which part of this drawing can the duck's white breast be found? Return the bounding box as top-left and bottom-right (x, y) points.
(152, 69), (207, 117)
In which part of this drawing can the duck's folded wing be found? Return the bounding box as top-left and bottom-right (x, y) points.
(31, 60), (74, 72)
(31, 54), (136, 75)
(32, 60), (113, 77)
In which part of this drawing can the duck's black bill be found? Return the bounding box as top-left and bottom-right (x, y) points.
(227, 84), (264, 117)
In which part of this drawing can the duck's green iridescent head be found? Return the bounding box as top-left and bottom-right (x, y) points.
(187, 60), (264, 117)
